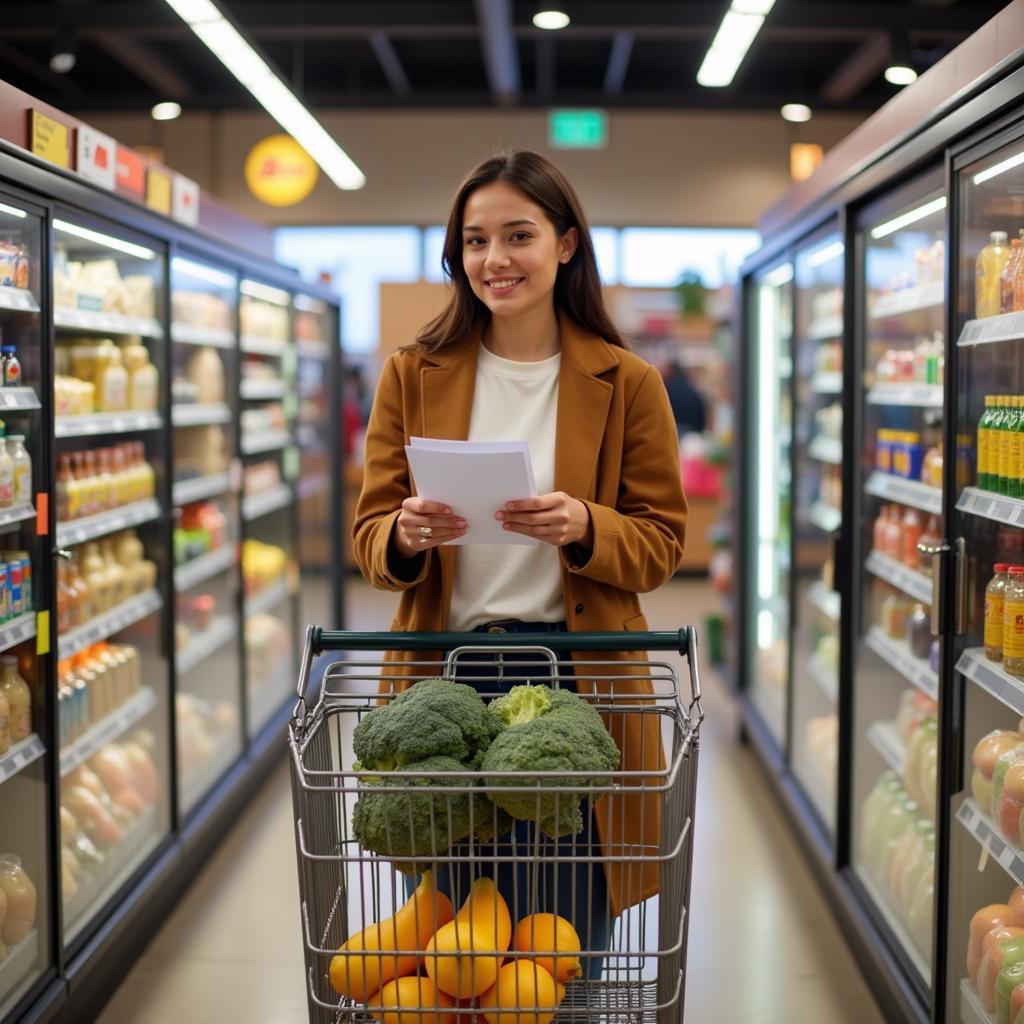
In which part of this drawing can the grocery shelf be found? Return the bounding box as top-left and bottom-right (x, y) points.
(866, 383), (944, 408)
(170, 323), (235, 349)
(806, 316), (843, 342)
(60, 687), (159, 777)
(956, 487), (1024, 529)
(867, 720), (906, 776)
(298, 472), (330, 501)
(58, 588), (163, 660)
(240, 379), (286, 401)
(957, 797), (1024, 888)
(0, 733), (45, 786)
(56, 498), (161, 546)
(0, 285), (39, 313)
(0, 931), (38, 1001)
(55, 410), (163, 438)
(957, 648), (1024, 718)
(0, 387), (41, 411)
(864, 472), (943, 515)
(868, 281), (944, 321)
(54, 307), (162, 338)
(173, 472), (232, 506)
(176, 615), (238, 676)
(807, 580), (840, 621)
(957, 311), (1024, 349)
(171, 402), (231, 427)
(179, 739), (241, 815)
(240, 335), (286, 357)
(242, 483), (293, 521)
(174, 545), (236, 592)
(808, 435), (842, 464)
(809, 371), (842, 394)
(245, 578), (292, 619)
(856, 868), (931, 982)
(807, 652), (837, 702)
(0, 612), (36, 655)
(865, 625), (939, 700)
(296, 338), (331, 361)
(864, 549), (933, 605)
(808, 501), (841, 533)
(960, 977), (991, 1024)
(0, 504), (35, 534)
(241, 430), (291, 456)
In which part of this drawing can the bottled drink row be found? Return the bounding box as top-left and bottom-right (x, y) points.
(0, 654), (33, 755)
(55, 338), (159, 417)
(977, 396), (1024, 496)
(976, 229), (1024, 318)
(876, 430), (944, 487)
(874, 333), (945, 386)
(873, 505), (942, 572)
(57, 644), (142, 748)
(982, 565), (1024, 675)
(56, 444), (155, 522)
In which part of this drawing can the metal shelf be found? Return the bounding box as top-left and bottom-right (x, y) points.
(864, 472), (942, 515)
(55, 410), (163, 438)
(957, 311), (1024, 349)
(174, 546), (235, 592)
(957, 648), (1024, 718)
(869, 281), (944, 321)
(0, 387), (41, 411)
(173, 472), (232, 507)
(172, 403), (231, 427)
(866, 720), (906, 776)
(241, 430), (291, 456)
(0, 504), (35, 535)
(865, 625), (938, 700)
(864, 549), (933, 604)
(808, 435), (842, 464)
(867, 383), (944, 408)
(956, 487), (1024, 528)
(54, 307), (162, 338)
(0, 612), (36, 655)
(60, 687), (159, 777)
(807, 652), (837, 702)
(58, 588), (163, 660)
(0, 734), (45, 786)
(806, 316), (843, 342)
(0, 286), (39, 313)
(171, 323), (235, 349)
(240, 379), (286, 401)
(176, 616), (238, 676)
(957, 797), (1024, 887)
(807, 580), (840, 621)
(56, 498), (161, 546)
(245, 578), (292, 619)
(808, 501), (841, 533)
(242, 483), (293, 521)
(240, 335), (286, 357)
(809, 371), (842, 394)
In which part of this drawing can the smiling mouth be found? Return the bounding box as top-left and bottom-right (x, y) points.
(485, 277), (525, 292)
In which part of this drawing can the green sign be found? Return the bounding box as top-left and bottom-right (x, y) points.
(548, 110), (608, 150)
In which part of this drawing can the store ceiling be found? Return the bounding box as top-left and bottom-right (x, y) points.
(0, 0), (1011, 115)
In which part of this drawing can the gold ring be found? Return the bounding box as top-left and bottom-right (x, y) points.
(419, 526), (433, 538)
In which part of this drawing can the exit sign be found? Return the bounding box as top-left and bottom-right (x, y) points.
(548, 110), (608, 150)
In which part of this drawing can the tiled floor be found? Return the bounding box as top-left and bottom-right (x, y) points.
(96, 577), (882, 1024)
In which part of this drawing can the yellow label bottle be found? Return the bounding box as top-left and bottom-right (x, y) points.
(979, 395), (994, 490)
(986, 564), (1011, 661)
(1004, 566), (1024, 676)
(1011, 397), (1024, 499)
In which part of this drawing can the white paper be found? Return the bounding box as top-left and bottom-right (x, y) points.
(405, 436), (537, 545)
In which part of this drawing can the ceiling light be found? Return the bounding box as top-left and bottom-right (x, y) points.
(885, 64), (918, 86)
(763, 263), (793, 288)
(49, 32), (76, 74)
(697, 10), (765, 88)
(973, 148), (1024, 186)
(151, 101), (182, 121)
(870, 196), (946, 240)
(781, 103), (812, 123)
(0, 203), (27, 220)
(54, 219), (156, 260)
(241, 279), (290, 305)
(172, 256), (236, 289)
(806, 241), (844, 268)
(162, 0), (365, 190)
(294, 295), (327, 313)
(533, 9), (570, 30)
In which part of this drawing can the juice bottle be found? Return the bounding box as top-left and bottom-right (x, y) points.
(1003, 238), (1023, 314)
(95, 448), (113, 511)
(977, 230), (1011, 318)
(986, 564), (1011, 661)
(136, 443), (155, 500)
(873, 505), (890, 552)
(0, 426), (15, 511)
(56, 453), (72, 522)
(1004, 566), (1024, 677)
(884, 504), (903, 558)
(979, 395), (995, 490)
(902, 507), (924, 568)
(0, 655), (31, 741)
(7, 436), (31, 509)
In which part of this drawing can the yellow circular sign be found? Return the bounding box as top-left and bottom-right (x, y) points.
(244, 134), (319, 207)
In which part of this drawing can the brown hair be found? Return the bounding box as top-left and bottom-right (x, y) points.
(415, 150), (625, 351)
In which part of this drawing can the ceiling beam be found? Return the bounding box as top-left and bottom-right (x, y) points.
(473, 0), (519, 105)
(820, 32), (891, 103)
(0, 40), (84, 102)
(368, 31), (411, 96)
(92, 31), (194, 100)
(604, 32), (633, 95)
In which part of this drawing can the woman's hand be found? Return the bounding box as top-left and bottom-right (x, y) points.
(496, 492), (593, 547)
(392, 497), (467, 558)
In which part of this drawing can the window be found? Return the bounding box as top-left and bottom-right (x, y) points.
(620, 227), (761, 288)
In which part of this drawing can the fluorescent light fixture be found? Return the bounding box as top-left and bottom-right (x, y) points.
(54, 219), (156, 260)
(763, 262), (793, 287)
(533, 9), (570, 30)
(870, 196), (946, 239)
(973, 148), (1024, 186)
(241, 279), (290, 306)
(172, 256), (236, 289)
(0, 203), (27, 220)
(294, 295), (327, 314)
(757, 609), (774, 650)
(885, 64), (917, 86)
(151, 101), (182, 121)
(781, 103), (812, 123)
(49, 51), (75, 74)
(733, 0), (776, 12)
(162, 0), (365, 190)
(697, 10), (765, 87)
(758, 544), (775, 601)
(806, 241), (844, 268)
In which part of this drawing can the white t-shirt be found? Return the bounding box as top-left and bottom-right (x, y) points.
(447, 343), (565, 632)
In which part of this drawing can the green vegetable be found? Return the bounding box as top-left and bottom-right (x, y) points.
(481, 684), (621, 838)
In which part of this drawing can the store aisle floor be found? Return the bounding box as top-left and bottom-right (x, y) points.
(97, 578), (881, 1024)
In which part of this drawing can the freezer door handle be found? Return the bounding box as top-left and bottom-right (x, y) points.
(917, 539), (950, 635)
(955, 535), (968, 636)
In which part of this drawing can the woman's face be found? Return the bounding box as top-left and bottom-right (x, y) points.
(461, 181), (577, 320)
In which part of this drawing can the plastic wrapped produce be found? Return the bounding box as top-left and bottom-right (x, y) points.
(995, 746), (1024, 819)
(0, 854), (36, 944)
(969, 905), (1022, 983)
(974, 732), (1024, 810)
(980, 936), (1024, 1014)
(998, 961), (1024, 1024)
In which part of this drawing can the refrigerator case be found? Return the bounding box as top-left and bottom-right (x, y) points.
(170, 256), (243, 817)
(50, 214), (172, 948)
(850, 175), (947, 991)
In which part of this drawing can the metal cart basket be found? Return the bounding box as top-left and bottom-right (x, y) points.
(289, 626), (703, 1024)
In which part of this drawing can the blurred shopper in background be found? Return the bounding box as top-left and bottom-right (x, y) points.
(663, 360), (707, 438)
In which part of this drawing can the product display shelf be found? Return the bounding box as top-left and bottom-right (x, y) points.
(957, 311), (1024, 349)
(54, 410), (163, 438)
(0, 504), (35, 534)
(806, 316), (844, 343)
(170, 323), (235, 349)
(245, 578), (291, 619)
(0, 612), (36, 654)
(865, 625), (939, 699)
(240, 430), (291, 456)
(808, 435), (843, 465)
(864, 472), (943, 515)
(171, 403), (231, 428)
(807, 580), (840, 621)
(296, 338), (331, 361)
(868, 281), (944, 321)
(242, 484), (293, 522)
(297, 472), (330, 501)
(956, 487), (1024, 528)
(960, 978), (992, 1024)
(0, 285), (39, 313)
(0, 733), (45, 785)
(0, 932), (40, 1009)
(54, 308), (163, 339)
(174, 546), (235, 592)
(179, 740), (240, 816)
(57, 588), (163, 660)
(956, 648), (1024, 718)
(956, 798), (1024, 889)
(239, 335), (286, 358)
(808, 501), (841, 533)
(240, 379), (286, 401)
(0, 387), (41, 411)
(807, 652), (838, 702)
(867, 383), (945, 408)
(59, 687), (159, 777)
(56, 498), (161, 546)
(864, 549), (934, 605)
(867, 720), (907, 776)
(176, 615), (237, 676)
(173, 472), (232, 507)
(857, 867), (931, 980)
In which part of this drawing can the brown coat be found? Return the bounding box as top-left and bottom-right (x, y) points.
(353, 315), (688, 916)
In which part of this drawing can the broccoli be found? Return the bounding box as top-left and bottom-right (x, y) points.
(352, 678), (497, 771)
(481, 684), (621, 839)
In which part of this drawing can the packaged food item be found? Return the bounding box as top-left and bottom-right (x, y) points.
(978, 231), (1012, 319)
(7, 436), (31, 508)
(877, 429), (894, 473)
(902, 507), (924, 568)
(994, 744), (1024, 821)
(0, 423), (14, 511)
(893, 432), (923, 480)
(1007, 567), (1024, 677)
(0, 656), (30, 742)
(1008, 398), (1024, 499)
(884, 505), (903, 559)
(121, 338), (159, 411)
(907, 603), (931, 659)
(918, 516), (942, 575)
(1016, 233), (1024, 313)
(0, 854), (36, 945)
(97, 344), (128, 412)
(873, 506), (890, 552)
(1004, 238), (1024, 315)
(981, 936), (1024, 1014)
(1, 344), (21, 388)
(971, 906), (1024, 985)
(988, 565), (1012, 661)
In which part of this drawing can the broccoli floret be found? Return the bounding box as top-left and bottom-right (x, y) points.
(481, 685), (621, 838)
(352, 678), (497, 771)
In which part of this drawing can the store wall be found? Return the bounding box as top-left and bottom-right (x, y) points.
(81, 108), (864, 229)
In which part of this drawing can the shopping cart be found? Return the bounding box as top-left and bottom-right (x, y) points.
(288, 626), (703, 1023)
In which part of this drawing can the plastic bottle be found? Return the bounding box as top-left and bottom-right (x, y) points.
(884, 505), (903, 559)
(1003, 238), (1023, 314)
(121, 338), (158, 411)
(987, 564), (1011, 661)
(95, 448), (113, 512)
(1, 345), (21, 388)
(0, 854), (36, 946)
(0, 424), (14, 512)
(6, 436), (30, 510)
(908, 603), (932, 659)
(135, 443), (155, 500)
(977, 230), (1011, 318)
(1009, 397), (1024, 500)
(979, 396), (995, 491)
(98, 345), (128, 413)
(993, 397), (1010, 495)
(1005, 566), (1024, 677)
(0, 655), (30, 742)
(873, 506), (890, 552)
(902, 507), (924, 569)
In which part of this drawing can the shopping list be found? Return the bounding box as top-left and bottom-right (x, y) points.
(405, 436), (538, 545)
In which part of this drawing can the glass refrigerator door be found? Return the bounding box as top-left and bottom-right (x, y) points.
(240, 279), (297, 737)
(747, 261), (793, 747)
(170, 255), (243, 817)
(52, 215), (171, 948)
(945, 134), (1024, 1022)
(0, 194), (51, 1017)
(791, 232), (844, 835)
(850, 174), (946, 992)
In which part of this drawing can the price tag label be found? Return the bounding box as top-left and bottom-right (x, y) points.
(30, 110), (70, 167)
(996, 501), (1013, 520)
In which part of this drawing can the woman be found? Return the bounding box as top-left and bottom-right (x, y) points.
(353, 150), (687, 975)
